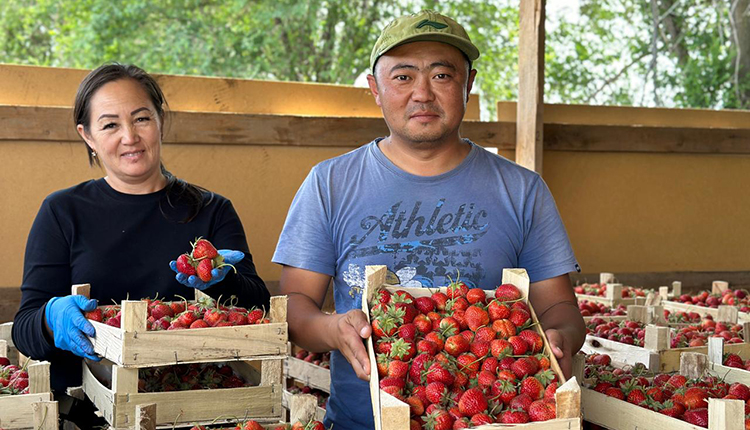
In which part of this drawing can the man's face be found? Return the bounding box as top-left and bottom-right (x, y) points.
(368, 41), (476, 147)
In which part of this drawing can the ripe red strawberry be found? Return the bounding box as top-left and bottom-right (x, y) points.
(242, 421), (265, 430)
(456, 353), (480, 375)
(464, 305), (489, 331)
(85, 308), (103, 323)
(469, 340), (490, 358)
(387, 359), (409, 379)
(192, 238), (218, 260)
(492, 319), (516, 338)
(413, 314), (432, 334)
(175, 253), (197, 275)
(508, 336), (529, 355)
(389, 338), (416, 361)
(425, 381), (448, 405)
(509, 308), (530, 327)
(247, 308), (264, 324)
(432, 292), (449, 311)
(683, 387), (708, 410)
(424, 331), (445, 351)
(380, 376), (406, 392)
(528, 399), (556, 421)
(446, 280), (469, 299)
(203, 308), (228, 326)
(626, 388), (647, 405)
(423, 408), (454, 430)
(469, 413), (492, 426)
(682, 408), (708, 427)
(520, 376), (545, 400)
(410, 353), (433, 383)
(458, 387), (488, 417)
(414, 296), (435, 314)
(476, 369), (496, 388)
(544, 381), (558, 401)
(495, 283), (522, 302)
(444, 334), (470, 357)
(728, 382), (750, 401)
(500, 409), (529, 424)
(227, 310), (248, 326)
(0, 357), (10, 367)
(398, 323), (418, 340)
(466, 288), (487, 305)
(487, 300), (511, 321)
(591, 354), (611, 366)
(518, 330), (543, 353)
(190, 319), (209, 329)
(666, 374), (687, 389)
(724, 353), (745, 368)
(604, 387), (625, 400)
(425, 362), (455, 386)
(196, 258), (214, 282)
(511, 357), (539, 379)
(150, 302), (174, 320)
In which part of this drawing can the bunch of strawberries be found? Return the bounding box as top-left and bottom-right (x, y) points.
(293, 349), (331, 369)
(675, 289), (750, 312)
(585, 319), (646, 346)
(175, 238), (236, 282)
(85, 294), (269, 330)
(369, 281), (560, 429)
(190, 418), (327, 430)
(583, 353), (750, 428)
(0, 357), (28, 396)
(723, 352), (750, 371)
(138, 362), (249, 393)
(577, 300), (627, 317)
(670, 318), (744, 348)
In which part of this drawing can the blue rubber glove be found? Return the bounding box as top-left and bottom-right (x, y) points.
(170, 249), (245, 291)
(44, 295), (100, 361)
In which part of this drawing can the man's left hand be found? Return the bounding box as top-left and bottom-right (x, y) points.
(169, 250), (244, 291)
(545, 328), (572, 379)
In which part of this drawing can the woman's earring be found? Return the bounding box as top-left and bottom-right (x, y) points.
(92, 151), (97, 157)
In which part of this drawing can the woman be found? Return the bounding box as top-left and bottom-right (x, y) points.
(12, 64), (269, 425)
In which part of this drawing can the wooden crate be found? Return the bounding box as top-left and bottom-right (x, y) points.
(662, 299), (750, 323)
(582, 304), (750, 372)
(73, 284), (288, 367)
(0, 339), (56, 430)
(705, 337), (750, 386)
(282, 389), (326, 422)
(0, 322), (19, 366)
(574, 273), (676, 308)
(576, 354), (745, 430)
(362, 266), (582, 430)
(81, 358), (284, 429)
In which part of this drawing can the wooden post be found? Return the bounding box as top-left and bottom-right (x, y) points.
(32, 400), (58, 430)
(712, 281), (729, 295)
(28, 361), (51, 394)
(744, 321), (750, 343)
(516, 0), (546, 173)
(707, 337), (724, 364)
(644, 325), (669, 352)
(605, 284), (623, 302)
(672, 281), (682, 297)
(680, 352), (708, 379)
(121, 300), (148, 332)
(71, 283), (91, 298)
(600, 273), (616, 285)
(659, 286), (669, 300)
(135, 403), (157, 430)
(627, 305), (648, 324)
(554, 376), (581, 419)
(717, 305), (738, 323)
(112, 364), (139, 394)
(708, 398), (744, 430)
(0, 339), (6, 358)
(379, 390), (410, 430)
(572, 353), (585, 381)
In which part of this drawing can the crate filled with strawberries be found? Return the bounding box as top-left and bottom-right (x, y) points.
(283, 347), (330, 422)
(573, 273), (657, 308)
(662, 282), (750, 322)
(362, 266), (581, 430)
(577, 352), (747, 429)
(0, 339), (57, 430)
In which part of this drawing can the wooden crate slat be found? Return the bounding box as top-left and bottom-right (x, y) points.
(281, 390), (327, 423)
(658, 343), (750, 373)
(581, 335), (659, 371)
(0, 392), (54, 429)
(284, 356), (331, 393)
(471, 418), (581, 429)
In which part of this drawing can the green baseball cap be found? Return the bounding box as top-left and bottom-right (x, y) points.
(370, 10), (480, 72)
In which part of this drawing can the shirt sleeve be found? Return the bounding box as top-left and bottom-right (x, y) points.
(202, 199), (270, 311)
(13, 197), (72, 361)
(518, 176), (580, 283)
(272, 166), (337, 277)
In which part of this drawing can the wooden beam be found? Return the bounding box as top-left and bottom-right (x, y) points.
(516, 0), (546, 173)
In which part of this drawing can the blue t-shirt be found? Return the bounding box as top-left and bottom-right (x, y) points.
(273, 139), (579, 429)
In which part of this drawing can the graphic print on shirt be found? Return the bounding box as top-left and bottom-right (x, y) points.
(342, 198), (489, 304)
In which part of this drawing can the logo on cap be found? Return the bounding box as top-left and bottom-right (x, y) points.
(416, 19), (448, 30)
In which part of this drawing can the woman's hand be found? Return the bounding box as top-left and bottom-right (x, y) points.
(44, 295), (101, 360)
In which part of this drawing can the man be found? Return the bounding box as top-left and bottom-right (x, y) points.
(273, 10), (585, 429)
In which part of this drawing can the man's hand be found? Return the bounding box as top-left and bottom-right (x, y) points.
(545, 328), (572, 379)
(329, 310), (372, 381)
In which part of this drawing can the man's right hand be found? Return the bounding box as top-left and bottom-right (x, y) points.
(44, 295), (100, 361)
(329, 309), (372, 381)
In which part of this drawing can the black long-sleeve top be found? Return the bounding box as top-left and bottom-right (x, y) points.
(12, 178), (269, 391)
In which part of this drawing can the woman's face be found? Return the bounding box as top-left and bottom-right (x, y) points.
(77, 78), (164, 192)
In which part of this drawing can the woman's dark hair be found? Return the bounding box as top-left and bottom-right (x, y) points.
(73, 63), (212, 223)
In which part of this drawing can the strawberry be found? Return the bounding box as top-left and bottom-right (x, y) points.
(387, 359), (409, 379)
(413, 314), (433, 334)
(398, 323), (418, 340)
(425, 381), (448, 405)
(425, 362), (455, 386)
(495, 283), (522, 302)
(528, 399), (556, 421)
(175, 253), (197, 275)
(457, 387), (488, 417)
(666, 374), (687, 389)
(444, 334), (470, 357)
(683, 387), (707, 410)
(724, 353), (745, 368)
(508, 336), (529, 355)
(192, 237), (219, 260)
(446, 280), (469, 299)
(477, 369), (496, 388)
(487, 300), (511, 321)
(511, 357), (539, 379)
(247, 308), (264, 324)
(466, 288), (487, 305)
(682, 408), (708, 427)
(500, 409), (529, 424)
(410, 353), (433, 383)
(509, 392), (534, 412)
(464, 305), (489, 331)
(469, 413), (493, 426)
(509, 308), (531, 328)
(658, 400), (684, 417)
(203, 308), (228, 326)
(150, 303), (174, 320)
(85, 308), (103, 323)
(423, 408), (454, 430)
(417, 340), (439, 356)
(491, 319), (516, 338)
(520, 376), (545, 400)
(518, 330), (543, 353)
(195, 258), (214, 282)
(626, 388), (647, 405)
(243, 421), (265, 430)
(544, 381), (558, 401)
(415, 296), (436, 314)
(728, 382), (750, 401)
(432, 292), (449, 311)
(473, 326), (496, 343)
(604, 386), (625, 400)
(456, 353), (480, 375)
(227, 310), (248, 326)
(190, 319), (209, 329)
(469, 340), (490, 358)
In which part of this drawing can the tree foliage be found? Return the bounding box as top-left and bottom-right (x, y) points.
(1, 0), (748, 115)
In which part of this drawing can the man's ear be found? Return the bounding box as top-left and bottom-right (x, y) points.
(367, 74), (382, 107)
(466, 69), (478, 102)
